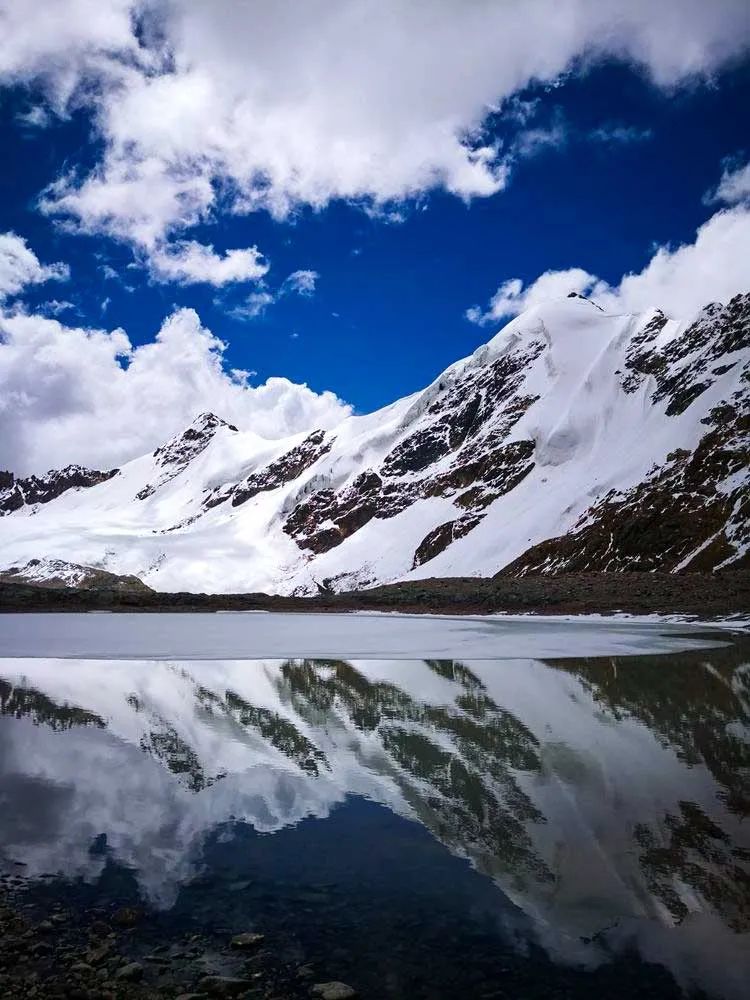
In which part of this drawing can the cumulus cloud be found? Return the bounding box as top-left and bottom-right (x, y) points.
(705, 157), (750, 206)
(39, 158), (215, 249)
(0, 306), (351, 475)
(0, 232), (69, 300)
(148, 240), (269, 286)
(3, 0), (746, 250)
(467, 204), (750, 323)
(466, 269), (600, 324)
(0, 0), (143, 102)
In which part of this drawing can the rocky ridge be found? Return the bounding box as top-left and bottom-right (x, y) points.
(0, 466), (118, 516)
(0, 559), (153, 593)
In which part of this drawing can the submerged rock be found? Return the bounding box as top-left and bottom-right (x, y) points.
(112, 905), (143, 927)
(198, 974), (253, 996)
(229, 930), (265, 950)
(115, 960), (144, 982)
(311, 982), (358, 1000)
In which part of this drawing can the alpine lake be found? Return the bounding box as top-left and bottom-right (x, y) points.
(0, 612), (748, 1000)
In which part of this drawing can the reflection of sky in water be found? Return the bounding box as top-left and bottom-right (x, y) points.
(0, 643), (749, 999)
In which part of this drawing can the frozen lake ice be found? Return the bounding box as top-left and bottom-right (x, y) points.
(0, 610), (733, 659)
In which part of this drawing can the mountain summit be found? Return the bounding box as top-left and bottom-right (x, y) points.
(1, 294), (748, 594)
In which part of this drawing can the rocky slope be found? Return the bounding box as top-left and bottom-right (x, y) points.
(0, 465), (117, 514)
(0, 558), (152, 593)
(0, 293), (747, 594)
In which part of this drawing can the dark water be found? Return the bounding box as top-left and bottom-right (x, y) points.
(0, 640), (748, 998)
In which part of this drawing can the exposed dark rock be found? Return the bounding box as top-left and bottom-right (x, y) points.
(279, 327), (544, 558)
(381, 339), (544, 479)
(503, 362), (749, 575)
(413, 515), (482, 568)
(229, 429), (332, 508)
(0, 559), (152, 593)
(622, 294), (750, 417)
(284, 470), (385, 553)
(2, 572), (747, 616)
(425, 439), (535, 504)
(0, 465), (118, 515)
(381, 422), (453, 476)
(137, 412), (237, 500)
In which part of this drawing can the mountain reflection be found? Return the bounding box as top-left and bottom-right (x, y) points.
(0, 644), (749, 997)
(547, 647), (750, 937)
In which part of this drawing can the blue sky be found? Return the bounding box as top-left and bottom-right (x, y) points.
(1, 1), (749, 473)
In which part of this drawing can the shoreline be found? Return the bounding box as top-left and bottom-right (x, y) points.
(1, 571), (749, 619)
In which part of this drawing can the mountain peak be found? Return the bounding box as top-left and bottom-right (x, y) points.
(191, 412), (239, 433)
(135, 412), (240, 502)
(566, 291), (604, 311)
(153, 412), (238, 464)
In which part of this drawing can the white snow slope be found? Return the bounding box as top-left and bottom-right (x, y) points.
(1, 293), (748, 593)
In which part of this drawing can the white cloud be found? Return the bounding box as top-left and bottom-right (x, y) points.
(39, 158), (215, 249)
(229, 269), (320, 321)
(705, 157), (750, 206)
(0, 232), (69, 300)
(4, 0), (745, 248)
(509, 117), (652, 162)
(0, 306), (351, 474)
(228, 290), (276, 321)
(16, 105), (52, 129)
(467, 269), (599, 324)
(283, 270), (318, 296)
(149, 240), (269, 286)
(39, 299), (78, 317)
(511, 120), (569, 159)
(0, 0), (142, 103)
(502, 97), (541, 126)
(467, 204), (750, 323)
(588, 124), (653, 144)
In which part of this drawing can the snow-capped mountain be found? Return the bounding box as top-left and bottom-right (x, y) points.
(1, 293), (748, 594)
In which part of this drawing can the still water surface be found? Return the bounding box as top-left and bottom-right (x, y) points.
(0, 623), (748, 998)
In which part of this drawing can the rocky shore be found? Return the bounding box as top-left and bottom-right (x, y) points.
(0, 570), (749, 618)
(0, 869), (357, 1000)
